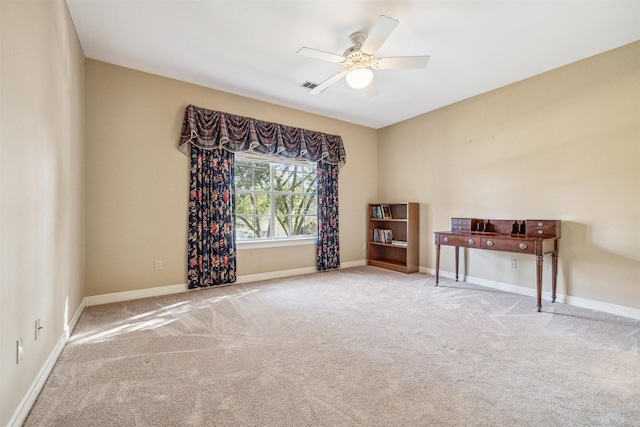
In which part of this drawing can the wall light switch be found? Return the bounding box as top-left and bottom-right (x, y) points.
(154, 260), (162, 270)
(510, 259), (517, 269)
(17, 337), (24, 364)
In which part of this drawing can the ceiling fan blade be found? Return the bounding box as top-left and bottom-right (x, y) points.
(363, 78), (379, 98)
(307, 69), (349, 95)
(361, 15), (399, 55)
(375, 55), (430, 69)
(297, 47), (345, 63)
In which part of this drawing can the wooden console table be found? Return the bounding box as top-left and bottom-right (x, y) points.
(434, 218), (560, 312)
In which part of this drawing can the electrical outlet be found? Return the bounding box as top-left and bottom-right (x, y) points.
(35, 318), (42, 340)
(510, 259), (517, 269)
(154, 260), (162, 270)
(17, 337), (24, 364)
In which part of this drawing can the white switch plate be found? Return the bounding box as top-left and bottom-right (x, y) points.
(154, 260), (162, 270)
(17, 337), (24, 364)
(510, 259), (517, 269)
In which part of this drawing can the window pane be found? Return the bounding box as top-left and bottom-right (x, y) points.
(254, 163), (270, 191)
(236, 215), (256, 240)
(273, 164), (293, 192)
(274, 194), (291, 216)
(302, 172), (317, 191)
(257, 216), (271, 238)
(255, 194), (271, 215)
(306, 196), (317, 214)
(305, 216), (318, 235)
(272, 163), (288, 173)
(235, 164), (253, 190)
(290, 215), (303, 236)
(292, 194), (316, 215)
(295, 166), (311, 192)
(291, 215), (317, 236)
(293, 165), (304, 188)
(236, 193), (255, 215)
(275, 215), (289, 237)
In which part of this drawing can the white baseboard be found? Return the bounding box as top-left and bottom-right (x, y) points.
(423, 267), (640, 320)
(9, 298), (87, 427)
(562, 295), (640, 320)
(341, 259), (367, 269)
(235, 266), (317, 284)
(85, 260), (368, 306)
(85, 283), (189, 306)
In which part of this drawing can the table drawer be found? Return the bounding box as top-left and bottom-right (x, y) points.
(439, 234), (480, 248)
(481, 238), (535, 254)
(451, 218), (472, 232)
(451, 224), (470, 232)
(526, 220), (560, 238)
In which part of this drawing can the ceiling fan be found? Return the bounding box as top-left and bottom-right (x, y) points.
(297, 15), (430, 96)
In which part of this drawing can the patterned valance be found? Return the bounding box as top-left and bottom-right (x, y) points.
(179, 104), (346, 168)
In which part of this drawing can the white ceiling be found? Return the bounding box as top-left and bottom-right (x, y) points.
(66, 1), (639, 129)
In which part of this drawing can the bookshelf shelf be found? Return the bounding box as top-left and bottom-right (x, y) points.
(370, 242), (407, 248)
(367, 202), (419, 273)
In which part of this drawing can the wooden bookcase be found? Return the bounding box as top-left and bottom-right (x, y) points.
(367, 202), (419, 273)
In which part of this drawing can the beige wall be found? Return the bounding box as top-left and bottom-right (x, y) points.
(0, 0), (85, 424)
(85, 60), (378, 296)
(378, 42), (640, 309)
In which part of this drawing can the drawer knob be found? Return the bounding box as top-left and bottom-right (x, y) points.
(538, 230), (544, 235)
(538, 222), (543, 226)
(468, 239), (475, 245)
(486, 240), (494, 247)
(519, 243), (528, 250)
(443, 237), (449, 243)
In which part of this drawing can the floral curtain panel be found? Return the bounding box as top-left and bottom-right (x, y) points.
(187, 146), (236, 288)
(180, 104), (346, 287)
(316, 161), (340, 271)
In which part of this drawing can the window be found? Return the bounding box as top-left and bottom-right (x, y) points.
(235, 156), (317, 242)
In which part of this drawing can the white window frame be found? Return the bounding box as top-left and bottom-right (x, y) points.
(235, 154), (318, 248)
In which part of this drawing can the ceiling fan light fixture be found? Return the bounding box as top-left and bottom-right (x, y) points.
(345, 68), (373, 89)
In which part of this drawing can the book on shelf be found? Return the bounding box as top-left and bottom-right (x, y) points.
(373, 228), (394, 244)
(371, 204), (393, 219)
(391, 240), (407, 247)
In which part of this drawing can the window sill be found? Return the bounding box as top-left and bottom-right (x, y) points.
(237, 237), (316, 250)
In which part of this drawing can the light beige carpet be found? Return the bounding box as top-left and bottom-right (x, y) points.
(25, 266), (639, 426)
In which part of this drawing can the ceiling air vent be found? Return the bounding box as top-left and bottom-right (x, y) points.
(301, 81), (318, 89)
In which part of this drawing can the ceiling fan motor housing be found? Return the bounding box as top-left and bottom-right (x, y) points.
(343, 50), (374, 70)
